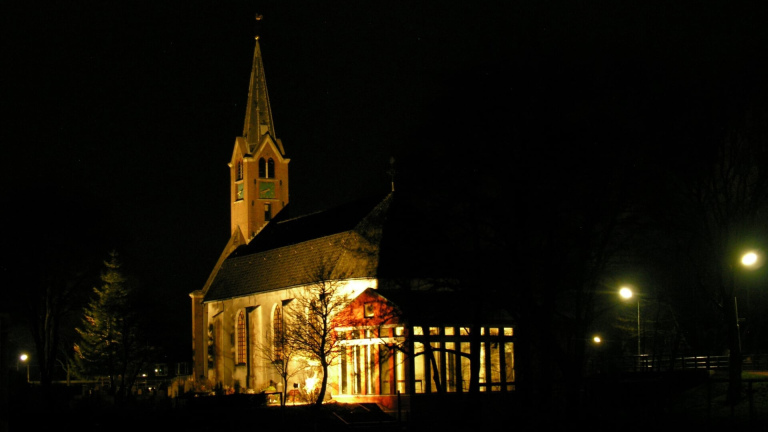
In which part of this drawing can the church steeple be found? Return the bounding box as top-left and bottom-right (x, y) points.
(192, 24), (290, 386)
(242, 36), (280, 152)
(229, 33), (289, 244)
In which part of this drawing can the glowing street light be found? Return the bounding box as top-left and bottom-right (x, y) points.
(742, 251), (758, 267)
(619, 286), (641, 356)
(619, 287), (633, 300)
(592, 335), (602, 344)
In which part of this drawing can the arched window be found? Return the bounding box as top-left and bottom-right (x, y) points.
(236, 311), (246, 365)
(273, 304), (283, 360)
(207, 323), (215, 369)
(259, 157), (275, 179)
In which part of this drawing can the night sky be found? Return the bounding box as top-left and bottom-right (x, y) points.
(3, 1), (768, 359)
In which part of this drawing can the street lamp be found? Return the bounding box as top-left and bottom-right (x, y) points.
(736, 251), (760, 353)
(619, 286), (640, 356)
(19, 354), (29, 382)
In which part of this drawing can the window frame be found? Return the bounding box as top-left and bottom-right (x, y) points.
(273, 304), (283, 360)
(236, 311), (247, 365)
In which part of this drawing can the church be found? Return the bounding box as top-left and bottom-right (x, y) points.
(189, 36), (516, 411)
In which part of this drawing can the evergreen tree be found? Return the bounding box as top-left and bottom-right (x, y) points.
(74, 250), (151, 400)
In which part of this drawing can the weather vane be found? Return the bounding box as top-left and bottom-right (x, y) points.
(255, 13), (263, 40)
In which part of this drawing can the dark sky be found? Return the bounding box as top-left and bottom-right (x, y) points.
(3, 0), (768, 358)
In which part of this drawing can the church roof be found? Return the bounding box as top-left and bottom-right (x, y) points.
(203, 188), (516, 325)
(233, 192), (390, 255)
(204, 192), (392, 302)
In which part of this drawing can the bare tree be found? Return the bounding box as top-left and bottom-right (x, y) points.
(284, 274), (352, 406)
(22, 263), (89, 397)
(663, 121), (768, 403)
(252, 327), (308, 405)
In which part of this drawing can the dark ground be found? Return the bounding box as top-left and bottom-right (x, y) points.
(7, 371), (768, 432)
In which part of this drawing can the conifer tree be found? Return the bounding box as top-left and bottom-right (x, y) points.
(74, 250), (151, 400)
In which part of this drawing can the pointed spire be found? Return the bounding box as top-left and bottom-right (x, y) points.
(242, 31), (276, 151)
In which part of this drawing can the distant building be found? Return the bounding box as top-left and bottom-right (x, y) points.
(189, 36), (516, 411)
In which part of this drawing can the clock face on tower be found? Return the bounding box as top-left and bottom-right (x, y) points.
(259, 181), (276, 199)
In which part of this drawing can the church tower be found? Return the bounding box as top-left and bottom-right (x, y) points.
(191, 36), (289, 381)
(229, 36), (289, 244)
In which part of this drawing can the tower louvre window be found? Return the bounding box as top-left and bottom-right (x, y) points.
(236, 160), (243, 181)
(259, 157), (275, 179)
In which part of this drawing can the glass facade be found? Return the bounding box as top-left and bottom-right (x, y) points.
(336, 325), (515, 396)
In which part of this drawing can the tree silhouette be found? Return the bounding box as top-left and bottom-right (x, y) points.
(74, 250), (153, 401)
(645, 112), (768, 403)
(252, 325), (308, 405)
(284, 269), (352, 406)
(8, 183), (110, 408)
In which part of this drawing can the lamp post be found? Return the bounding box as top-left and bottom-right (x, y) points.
(19, 354), (29, 382)
(619, 287), (640, 356)
(738, 251), (760, 354)
(723, 250), (760, 403)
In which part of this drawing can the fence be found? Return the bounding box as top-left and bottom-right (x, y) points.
(617, 353), (768, 372)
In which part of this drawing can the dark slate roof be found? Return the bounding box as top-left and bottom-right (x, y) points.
(378, 288), (515, 327)
(204, 192), (392, 302)
(230, 191), (391, 256)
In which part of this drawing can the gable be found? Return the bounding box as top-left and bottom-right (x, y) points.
(252, 133), (288, 162)
(230, 137), (249, 164)
(230, 134), (287, 165)
(334, 288), (401, 329)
